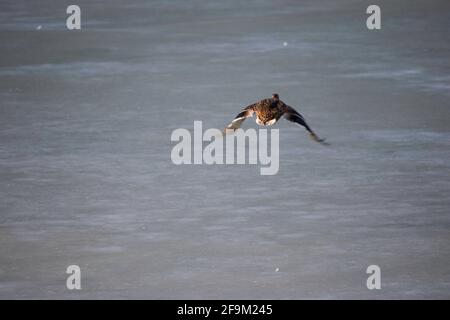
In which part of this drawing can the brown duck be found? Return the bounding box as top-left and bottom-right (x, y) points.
(225, 93), (327, 144)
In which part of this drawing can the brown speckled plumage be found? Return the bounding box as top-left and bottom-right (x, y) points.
(225, 93), (327, 144)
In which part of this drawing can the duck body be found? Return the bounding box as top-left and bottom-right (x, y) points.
(253, 98), (284, 126)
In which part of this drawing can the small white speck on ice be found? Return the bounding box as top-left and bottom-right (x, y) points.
(36, 25), (42, 30)
(275, 268), (280, 272)
(283, 42), (288, 47)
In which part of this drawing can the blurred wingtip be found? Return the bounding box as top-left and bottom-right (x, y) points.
(310, 133), (330, 146)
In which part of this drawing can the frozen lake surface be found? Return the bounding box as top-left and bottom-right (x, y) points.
(1, 0), (450, 299)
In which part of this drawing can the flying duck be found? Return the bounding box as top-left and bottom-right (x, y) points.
(225, 93), (327, 144)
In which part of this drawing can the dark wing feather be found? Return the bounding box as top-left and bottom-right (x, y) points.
(283, 105), (328, 144)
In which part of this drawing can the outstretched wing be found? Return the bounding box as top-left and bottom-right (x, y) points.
(224, 104), (255, 132)
(283, 105), (328, 145)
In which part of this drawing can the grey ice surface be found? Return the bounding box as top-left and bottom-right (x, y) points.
(1, 0), (450, 299)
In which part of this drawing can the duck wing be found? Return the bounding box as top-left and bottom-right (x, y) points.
(224, 103), (256, 133)
(283, 105), (328, 145)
